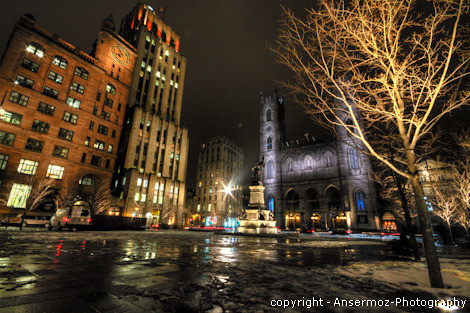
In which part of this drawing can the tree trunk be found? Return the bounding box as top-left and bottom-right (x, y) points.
(410, 175), (444, 288)
(392, 169), (421, 261)
(19, 208), (26, 230)
(446, 220), (455, 245)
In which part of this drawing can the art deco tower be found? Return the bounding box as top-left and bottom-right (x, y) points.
(112, 4), (189, 227)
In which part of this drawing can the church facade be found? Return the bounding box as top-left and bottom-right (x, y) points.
(260, 92), (380, 231)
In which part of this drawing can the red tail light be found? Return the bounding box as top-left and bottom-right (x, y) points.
(63, 217), (69, 222)
(87, 218), (91, 223)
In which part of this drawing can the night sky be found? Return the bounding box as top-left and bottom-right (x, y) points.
(0, 0), (319, 189)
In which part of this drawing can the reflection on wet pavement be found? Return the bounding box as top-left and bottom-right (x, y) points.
(0, 229), (462, 312)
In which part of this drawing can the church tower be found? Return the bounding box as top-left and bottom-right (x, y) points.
(333, 88), (380, 230)
(259, 90), (286, 226)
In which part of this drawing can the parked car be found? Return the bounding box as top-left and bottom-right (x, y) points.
(7, 213), (52, 228)
(50, 201), (91, 230)
(20, 215), (51, 228)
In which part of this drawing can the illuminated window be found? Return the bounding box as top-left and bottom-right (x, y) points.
(143, 179), (149, 188)
(63, 112), (78, 124)
(108, 144), (113, 153)
(16, 74), (34, 88)
(208, 204), (211, 212)
(0, 154), (9, 170)
(53, 145), (69, 159)
(197, 204), (200, 212)
(17, 159), (38, 175)
(48, 71), (63, 84)
(141, 194), (147, 202)
(38, 102), (54, 116)
(134, 192), (140, 201)
(52, 55), (68, 69)
(137, 178), (142, 187)
(268, 197), (274, 212)
(58, 128), (74, 141)
(106, 83), (116, 95)
(79, 175), (95, 186)
(70, 82), (85, 94)
(94, 140), (105, 151)
(1, 111), (22, 125)
(355, 190), (365, 212)
(31, 119), (49, 134)
(74, 67), (89, 80)
(0, 131), (15, 146)
(66, 97), (81, 108)
(26, 42), (44, 57)
(46, 164), (64, 179)
(9, 91), (29, 106)
(7, 183), (32, 208)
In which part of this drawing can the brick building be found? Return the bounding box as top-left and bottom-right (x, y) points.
(0, 14), (136, 218)
(111, 4), (190, 227)
(193, 136), (244, 227)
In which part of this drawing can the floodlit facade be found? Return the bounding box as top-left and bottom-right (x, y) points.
(260, 91), (380, 231)
(193, 136), (244, 227)
(111, 4), (189, 227)
(0, 14), (136, 218)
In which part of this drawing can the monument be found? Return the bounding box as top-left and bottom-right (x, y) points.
(238, 157), (277, 234)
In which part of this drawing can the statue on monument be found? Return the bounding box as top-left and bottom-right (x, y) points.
(251, 156), (264, 183)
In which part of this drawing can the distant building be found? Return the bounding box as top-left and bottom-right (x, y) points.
(260, 91), (380, 231)
(110, 4), (189, 227)
(0, 14), (136, 218)
(193, 136), (244, 227)
(418, 159), (456, 222)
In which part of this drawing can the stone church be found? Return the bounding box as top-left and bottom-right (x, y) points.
(260, 91), (380, 231)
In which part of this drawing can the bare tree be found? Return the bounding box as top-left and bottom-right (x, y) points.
(91, 182), (111, 215)
(274, 0), (470, 288)
(430, 186), (459, 244)
(0, 176), (57, 229)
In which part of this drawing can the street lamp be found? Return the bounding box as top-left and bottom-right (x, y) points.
(221, 181), (234, 228)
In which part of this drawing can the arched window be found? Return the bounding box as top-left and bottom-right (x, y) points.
(355, 190), (365, 212)
(268, 196), (275, 212)
(287, 160), (294, 172)
(325, 152), (333, 167)
(349, 147), (360, 170)
(266, 109), (272, 122)
(27, 42), (45, 57)
(345, 119), (355, 134)
(79, 175), (95, 186)
(267, 160), (274, 179)
(267, 137), (272, 151)
(75, 67), (89, 80)
(52, 55), (68, 69)
(106, 83), (116, 95)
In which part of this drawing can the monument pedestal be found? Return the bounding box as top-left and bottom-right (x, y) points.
(238, 184), (277, 234)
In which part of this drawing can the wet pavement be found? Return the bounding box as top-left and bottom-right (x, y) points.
(0, 229), (466, 312)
